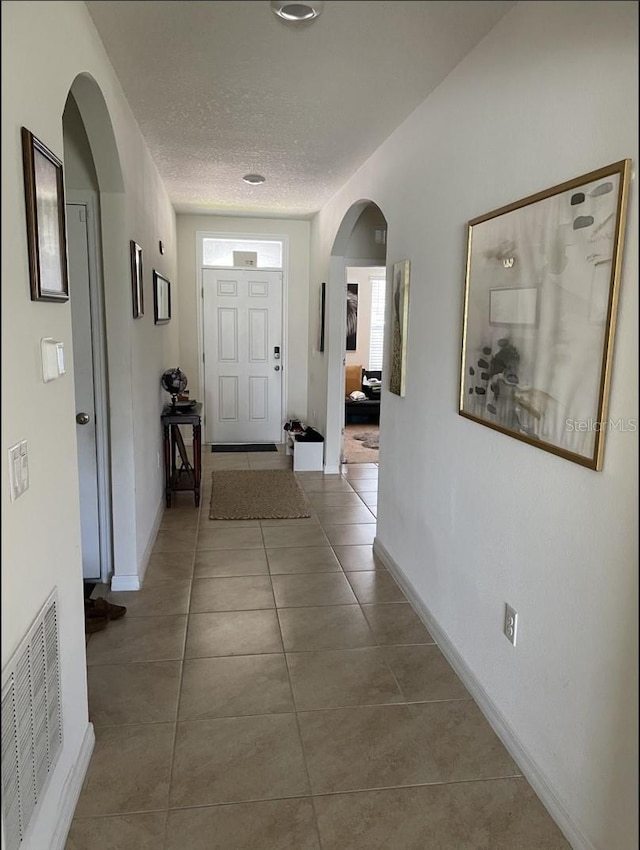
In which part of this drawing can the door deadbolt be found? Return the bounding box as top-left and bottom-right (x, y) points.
(76, 412), (91, 425)
(274, 365), (280, 371)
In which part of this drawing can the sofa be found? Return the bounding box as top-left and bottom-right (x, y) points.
(345, 366), (381, 423)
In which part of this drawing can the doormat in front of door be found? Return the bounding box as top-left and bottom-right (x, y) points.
(210, 469), (310, 519)
(212, 444), (277, 453)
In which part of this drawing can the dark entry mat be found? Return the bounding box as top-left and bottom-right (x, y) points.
(83, 582), (97, 599)
(212, 444), (278, 453)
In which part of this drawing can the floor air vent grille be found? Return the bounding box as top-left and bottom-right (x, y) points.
(1, 592), (62, 850)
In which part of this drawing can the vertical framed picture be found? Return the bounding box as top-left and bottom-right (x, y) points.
(346, 283), (358, 351)
(459, 159), (631, 470)
(153, 270), (171, 324)
(389, 260), (410, 396)
(318, 281), (326, 352)
(130, 240), (144, 318)
(21, 127), (69, 302)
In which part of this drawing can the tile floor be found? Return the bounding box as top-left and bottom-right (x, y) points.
(67, 450), (571, 849)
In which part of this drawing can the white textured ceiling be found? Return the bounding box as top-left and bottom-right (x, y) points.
(86, 0), (515, 217)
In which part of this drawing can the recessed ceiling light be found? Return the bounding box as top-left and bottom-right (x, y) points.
(271, 1), (324, 22)
(242, 174), (266, 185)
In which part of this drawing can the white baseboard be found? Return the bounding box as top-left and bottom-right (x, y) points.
(324, 464), (340, 474)
(110, 574), (141, 591)
(373, 537), (595, 850)
(50, 723), (95, 850)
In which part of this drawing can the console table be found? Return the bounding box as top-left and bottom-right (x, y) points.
(161, 403), (202, 507)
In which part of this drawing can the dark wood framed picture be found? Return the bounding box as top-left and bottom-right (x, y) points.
(153, 270), (171, 324)
(21, 127), (69, 302)
(130, 240), (144, 318)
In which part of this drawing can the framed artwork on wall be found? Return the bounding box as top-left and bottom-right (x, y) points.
(389, 260), (410, 396)
(21, 127), (69, 302)
(130, 240), (144, 318)
(346, 283), (358, 351)
(318, 281), (326, 352)
(459, 159), (631, 470)
(153, 270), (171, 324)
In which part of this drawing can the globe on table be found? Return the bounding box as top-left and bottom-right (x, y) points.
(161, 367), (188, 407)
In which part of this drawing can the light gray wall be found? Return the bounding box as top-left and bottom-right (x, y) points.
(1, 2), (177, 845)
(308, 3), (638, 849)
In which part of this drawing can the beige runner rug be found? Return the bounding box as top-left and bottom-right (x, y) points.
(209, 469), (311, 520)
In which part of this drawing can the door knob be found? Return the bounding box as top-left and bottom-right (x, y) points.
(76, 412), (91, 425)
(274, 365), (280, 371)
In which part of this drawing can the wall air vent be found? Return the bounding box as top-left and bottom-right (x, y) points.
(1, 591), (62, 850)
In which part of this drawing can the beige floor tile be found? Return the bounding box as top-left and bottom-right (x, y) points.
(165, 799), (320, 850)
(185, 610), (283, 657)
(344, 468), (379, 479)
(346, 570), (406, 603)
(145, 551), (194, 581)
(170, 714), (309, 806)
(323, 524), (376, 546)
(333, 545), (385, 571)
(358, 491), (378, 508)
(66, 813), (168, 850)
(349, 480), (379, 494)
(362, 603), (435, 645)
(88, 661), (181, 726)
(260, 516), (318, 528)
(152, 527), (198, 554)
(197, 526), (264, 550)
(74, 723), (174, 816)
(160, 510), (200, 530)
(298, 704), (438, 793)
(108, 579), (191, 617)
(306, 491), (364, 508)
(299, 478), (355, 493)
(190, 575), (274, 612)
(315, 506), (376, 526)
(288, 647), (403, 710)
(272, 573), (357, 607)
(409, 701), (521, 781)
(261, 525), (329, 549)
(313, 779), (571, 850)
(193, 547), (269, 577)
(266, 546), (341, 574)
(179, 654), (293, 720)
(279, 605), (375, 652)
(383, 645), (469, 701)
(86, 616), (187, 665)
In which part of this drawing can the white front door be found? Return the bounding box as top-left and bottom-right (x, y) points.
(203, 268), (283, 443)
(67, 203), (101, 579)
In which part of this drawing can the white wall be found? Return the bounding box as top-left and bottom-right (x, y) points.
(176, 215), (310, 426)
(308, 3), (638, 849)
(1, 2), (177, 845)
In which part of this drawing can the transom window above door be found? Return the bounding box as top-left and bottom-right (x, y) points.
(202, 238), (283, 269)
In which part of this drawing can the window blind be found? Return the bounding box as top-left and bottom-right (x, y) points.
(368, 276), (386, 370)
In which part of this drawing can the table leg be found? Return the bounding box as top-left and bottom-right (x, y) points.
(163, 423), (172, 507)
(193, 422), (201, 507)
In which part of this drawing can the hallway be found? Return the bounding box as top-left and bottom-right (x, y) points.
(67, 451), (570, 849)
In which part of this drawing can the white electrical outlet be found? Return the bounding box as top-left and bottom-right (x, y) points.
(504, 604), (518, 646)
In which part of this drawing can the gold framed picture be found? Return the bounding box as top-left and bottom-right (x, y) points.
(389, 260), (410, 397)
(459, 159), (631, 470)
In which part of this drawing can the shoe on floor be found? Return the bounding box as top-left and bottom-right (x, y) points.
(84, 610), (109, 634)
(85, 597), (127, 620)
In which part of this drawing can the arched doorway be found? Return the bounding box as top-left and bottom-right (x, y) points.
(62, 74), (136, 587)
(324, 201), (388, 473)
